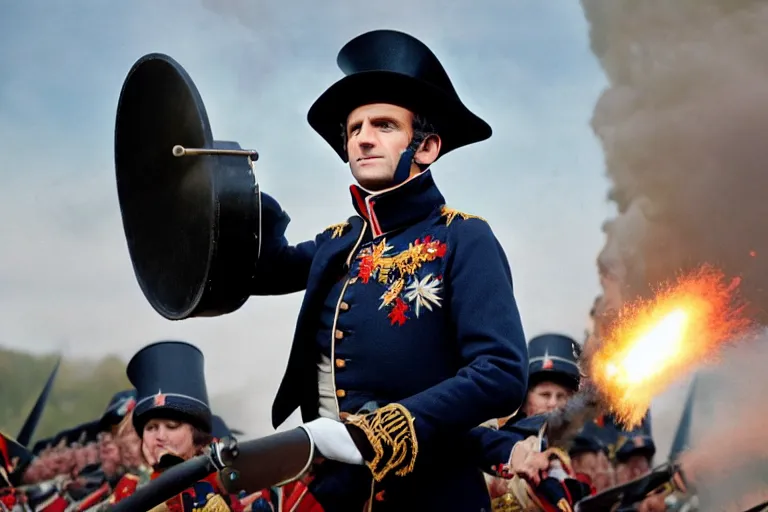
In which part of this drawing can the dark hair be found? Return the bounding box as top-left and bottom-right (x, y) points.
(192, 427), (213, 448)
(528, 371), (580, 394)
(339, 111), (438, 159)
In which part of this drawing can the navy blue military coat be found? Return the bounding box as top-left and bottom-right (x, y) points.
(250, 170), (528, 511)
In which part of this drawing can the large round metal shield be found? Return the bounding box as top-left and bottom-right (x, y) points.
(115, 53), (259, 320)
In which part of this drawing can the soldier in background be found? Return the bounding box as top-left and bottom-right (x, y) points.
(568, 426), (615, 493)
(470, 333), (592, 511)
(614, 434), (656, 485)
(104, 340), (245, 511)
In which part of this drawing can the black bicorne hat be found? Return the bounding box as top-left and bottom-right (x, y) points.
(308, 29), (492, 162)
(99, 389), (137, 432)
(527, 333), (582, 392)
(127, 341), (212, 436)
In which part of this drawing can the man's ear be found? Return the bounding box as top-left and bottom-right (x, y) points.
(414, 134), (442, 165)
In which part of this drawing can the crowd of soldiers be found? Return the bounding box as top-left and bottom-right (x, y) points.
(0, 331), (671, 512)
(482, 333), (666, 512)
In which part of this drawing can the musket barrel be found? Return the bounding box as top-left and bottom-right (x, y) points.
(107, 454), (216, 512)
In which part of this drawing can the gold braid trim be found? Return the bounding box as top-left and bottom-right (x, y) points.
(490, 492), (526, 512)
(345, 403), (418, 482)
(440, 205), (487, 226)
(194, 493), (233, 512)
(323, 222), (349, 239)
(542, 447), (574, 474)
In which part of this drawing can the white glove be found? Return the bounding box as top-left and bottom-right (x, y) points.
(301, 417), (364, 465)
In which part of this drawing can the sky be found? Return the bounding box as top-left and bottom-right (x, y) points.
(0, 1), (615, 436)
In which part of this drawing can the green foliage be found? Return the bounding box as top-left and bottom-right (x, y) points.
(0, 346), (130, 445)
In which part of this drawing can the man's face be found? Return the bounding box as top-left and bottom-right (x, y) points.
(523, 380), (573, 416)
(345, 103), (415, 191)
(616, 454), (651, 484)
(98, 433), (121, 476)
(571, 451), (615, 492)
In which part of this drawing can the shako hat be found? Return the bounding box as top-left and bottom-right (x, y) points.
(127, 341), (212, 435)
(615, 434), (656, 464)
(98, 389), (137, 432)
(307, 29), (492, 162)
(527, 333), (582, 392)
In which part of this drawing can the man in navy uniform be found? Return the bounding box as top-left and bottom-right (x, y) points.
(250, 29), (529, 510)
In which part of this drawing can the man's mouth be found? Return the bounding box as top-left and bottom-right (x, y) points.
(357, 156), (382, 162)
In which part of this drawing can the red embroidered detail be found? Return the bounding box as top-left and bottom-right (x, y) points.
(153, 393), (166, 406)
(543, 358), (554, 369)
(495, 462), (514, 478)
(388, 298), (409, 326)
(375, 490), (387, 501)
(358, 255), (374, 284)
(354, 236), (447, 326)
(0, 492), (17, 509)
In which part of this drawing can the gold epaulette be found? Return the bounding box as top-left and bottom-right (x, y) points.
(440, 205), (487, 226)
(345, 403), (418, 482)
(323, 221), (350, 239)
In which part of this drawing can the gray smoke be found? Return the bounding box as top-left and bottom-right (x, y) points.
(581, 2), (768, 506)
(582, 0), (768, 324)
(678, 336), (768, 511)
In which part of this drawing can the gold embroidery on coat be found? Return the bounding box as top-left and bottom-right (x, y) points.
(345, 403), (418, 482)
(440, 205), (486, 226)
(356, 237), (447, 325)
(194, 493), (232, 512)
(324, 222), (350, 239)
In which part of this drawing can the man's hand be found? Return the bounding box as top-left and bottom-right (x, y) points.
(302, 418), (364, 466)
(507, 436), (550, 486)
(636, 493), (668, 512)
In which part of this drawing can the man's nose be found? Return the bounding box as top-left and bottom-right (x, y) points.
(356, 121), (376, 147)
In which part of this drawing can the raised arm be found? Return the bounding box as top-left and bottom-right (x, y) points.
(250, 192), (324, 296)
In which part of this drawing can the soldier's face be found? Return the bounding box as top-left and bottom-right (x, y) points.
(142, 418), (196, 466)
(345, 104), (416, 190)
(99, 434), (121, 475)
(523, 381), (573, 416)
(616, 455), (651, 484)
(571, 451), (615, 492)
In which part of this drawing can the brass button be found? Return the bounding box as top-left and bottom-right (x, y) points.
(335, 329), (344, 340)
(339, 301), (349, 311)
(335, 358), (346, 368)
(336, 389), (346, 398)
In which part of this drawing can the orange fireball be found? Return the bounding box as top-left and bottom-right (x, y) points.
(589, 265), (753, 428)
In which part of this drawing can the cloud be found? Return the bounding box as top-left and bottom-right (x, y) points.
(0, 1), (610, 435)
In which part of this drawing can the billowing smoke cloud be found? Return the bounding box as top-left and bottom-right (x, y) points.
(581, 0), (768, 506)
(582, 0), (768, 324)
(679, 336), (768, 511)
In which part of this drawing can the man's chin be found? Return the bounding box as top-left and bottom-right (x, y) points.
(351, 167), (394, 191)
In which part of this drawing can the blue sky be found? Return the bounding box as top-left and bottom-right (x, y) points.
(0, 1), (615, 434)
